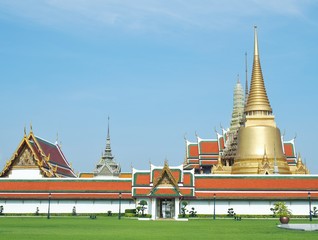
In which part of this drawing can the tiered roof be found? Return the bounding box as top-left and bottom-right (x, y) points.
(0, 129), (76, 178)
(0, 178), (131, 200)
(93, 118), (121, 177)
(184, 132), (226, 172)
(132, 162), (195, 198)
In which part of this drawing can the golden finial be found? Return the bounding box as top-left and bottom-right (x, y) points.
(30, 122), (33, 134)
(254, 26), (259, 56)
(297, 153), (302, 167)
(245, 26), (272, 114)
(24, 126), (27, 137)
(164, 159), (169, 167)
(56, 132), (59, 144)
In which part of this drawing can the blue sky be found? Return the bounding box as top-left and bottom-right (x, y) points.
(0, 0), (318, 174)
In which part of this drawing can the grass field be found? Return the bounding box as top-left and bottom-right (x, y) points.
(0, 217), (317, 240)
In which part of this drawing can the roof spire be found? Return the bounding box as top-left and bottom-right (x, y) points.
(254, 26), (259, 56)
(103, 116), (113, 160)
(245, 52), (249, 104)
(93, 116), (121, 177)
(245, 26), (272, 115)
(30, 122), (33, 134)
(107, 116), (110, 139)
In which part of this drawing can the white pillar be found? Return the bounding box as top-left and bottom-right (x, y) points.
(174, 198), (180, 219)
(151, 198), (156, 220)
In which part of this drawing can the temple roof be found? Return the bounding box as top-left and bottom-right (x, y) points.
(0, 129), (76, 178)
(94, 118), (121, 177)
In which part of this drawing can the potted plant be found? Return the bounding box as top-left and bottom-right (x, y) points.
(270, 202), (292, 224)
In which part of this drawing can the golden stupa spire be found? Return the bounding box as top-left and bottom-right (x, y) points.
(245, 26), (272, 115)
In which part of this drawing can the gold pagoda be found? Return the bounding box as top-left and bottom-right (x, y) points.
(232, 27), (293, 174)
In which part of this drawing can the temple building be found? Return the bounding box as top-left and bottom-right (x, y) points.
(79, 118), (121, 178)
(93, 119), (121, 177)
(0, 126), (76, 178)
(0, 27), (315, 219)
(184, 27), (309, 175)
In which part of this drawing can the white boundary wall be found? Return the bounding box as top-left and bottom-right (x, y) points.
(186, 199), (317, 216)
(0, 199), (135, 214)
(1, 198), (314, 216)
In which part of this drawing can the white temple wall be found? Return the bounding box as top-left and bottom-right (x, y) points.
(8, 169), (43, 179)
(186, 199), (317, 216)
(0, 199), (135, 214)
(0, 199), (316, 216)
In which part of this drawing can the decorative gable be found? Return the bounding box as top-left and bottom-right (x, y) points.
(149, 162), (181, 197)
(15, 148), (36, 167)
(0, 129), (76, 178)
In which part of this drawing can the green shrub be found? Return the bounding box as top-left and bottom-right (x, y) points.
(125, 209), (136, 214)
(138, 214), (151, 218)
(35, 207), (39, 216)
(189, 207), (197, 217)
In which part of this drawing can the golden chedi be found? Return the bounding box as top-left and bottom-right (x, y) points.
(232, 27), (291, 174)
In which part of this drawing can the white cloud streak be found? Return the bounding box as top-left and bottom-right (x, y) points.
(0, 0), (315, 33)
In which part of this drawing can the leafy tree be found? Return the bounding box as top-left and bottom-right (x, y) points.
(270, 202), (291, 217)
(189, 207), (197, 217)
(35, 207), (39, 216)
(181, 201), (188, 218)
(72, 206), (77, 216)
(138, 200), (148, 216)
(227, 208), (235, 217)
(311, 206), (318, 218)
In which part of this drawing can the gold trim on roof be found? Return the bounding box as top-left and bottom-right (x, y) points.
(0, 130), (58, 178)
(150, 161), (181, 195)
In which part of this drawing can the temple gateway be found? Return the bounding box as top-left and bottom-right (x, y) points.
(0, 27), (316, 219)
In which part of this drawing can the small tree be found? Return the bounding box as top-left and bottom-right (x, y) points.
(72, 206), (77, 216)
(227, 208), (235, 217)
(181, 201), (188, 218)
(0, 205), (4, 215)
(138, 200), (147, 216)
(35, 207), (39, 216)
(311, 206), (318, 218)
(189, 207), (197, 217)
(270, 202), (292, 218)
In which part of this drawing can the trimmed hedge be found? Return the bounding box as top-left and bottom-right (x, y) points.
(125, 209), (136, 214)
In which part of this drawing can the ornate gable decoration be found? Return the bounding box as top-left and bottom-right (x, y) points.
(149, 161), (181, 197)
(0, 129), (58, 178)
(16, 148), (36, 167)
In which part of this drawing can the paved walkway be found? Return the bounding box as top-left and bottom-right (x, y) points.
(278, 224), (318, 231)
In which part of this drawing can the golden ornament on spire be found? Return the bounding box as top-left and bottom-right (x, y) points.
(245, 26), (272, 114)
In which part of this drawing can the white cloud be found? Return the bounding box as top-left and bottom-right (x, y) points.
(0, 0), (315, 33)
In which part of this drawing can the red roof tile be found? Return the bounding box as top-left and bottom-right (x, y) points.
(199, 141), (219, 154)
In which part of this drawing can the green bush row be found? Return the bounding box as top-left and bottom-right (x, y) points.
(125, 209), (136, 214)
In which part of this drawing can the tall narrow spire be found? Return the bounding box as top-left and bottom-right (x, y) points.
(245, 52), (249, 104)
(229, 77), (244, 132)
(94, 116), (121, 177)
(104, 116), (113, 160)
(245, 26), (272, 115)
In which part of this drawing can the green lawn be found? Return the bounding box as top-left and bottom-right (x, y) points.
(0, 217), (317, 240)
